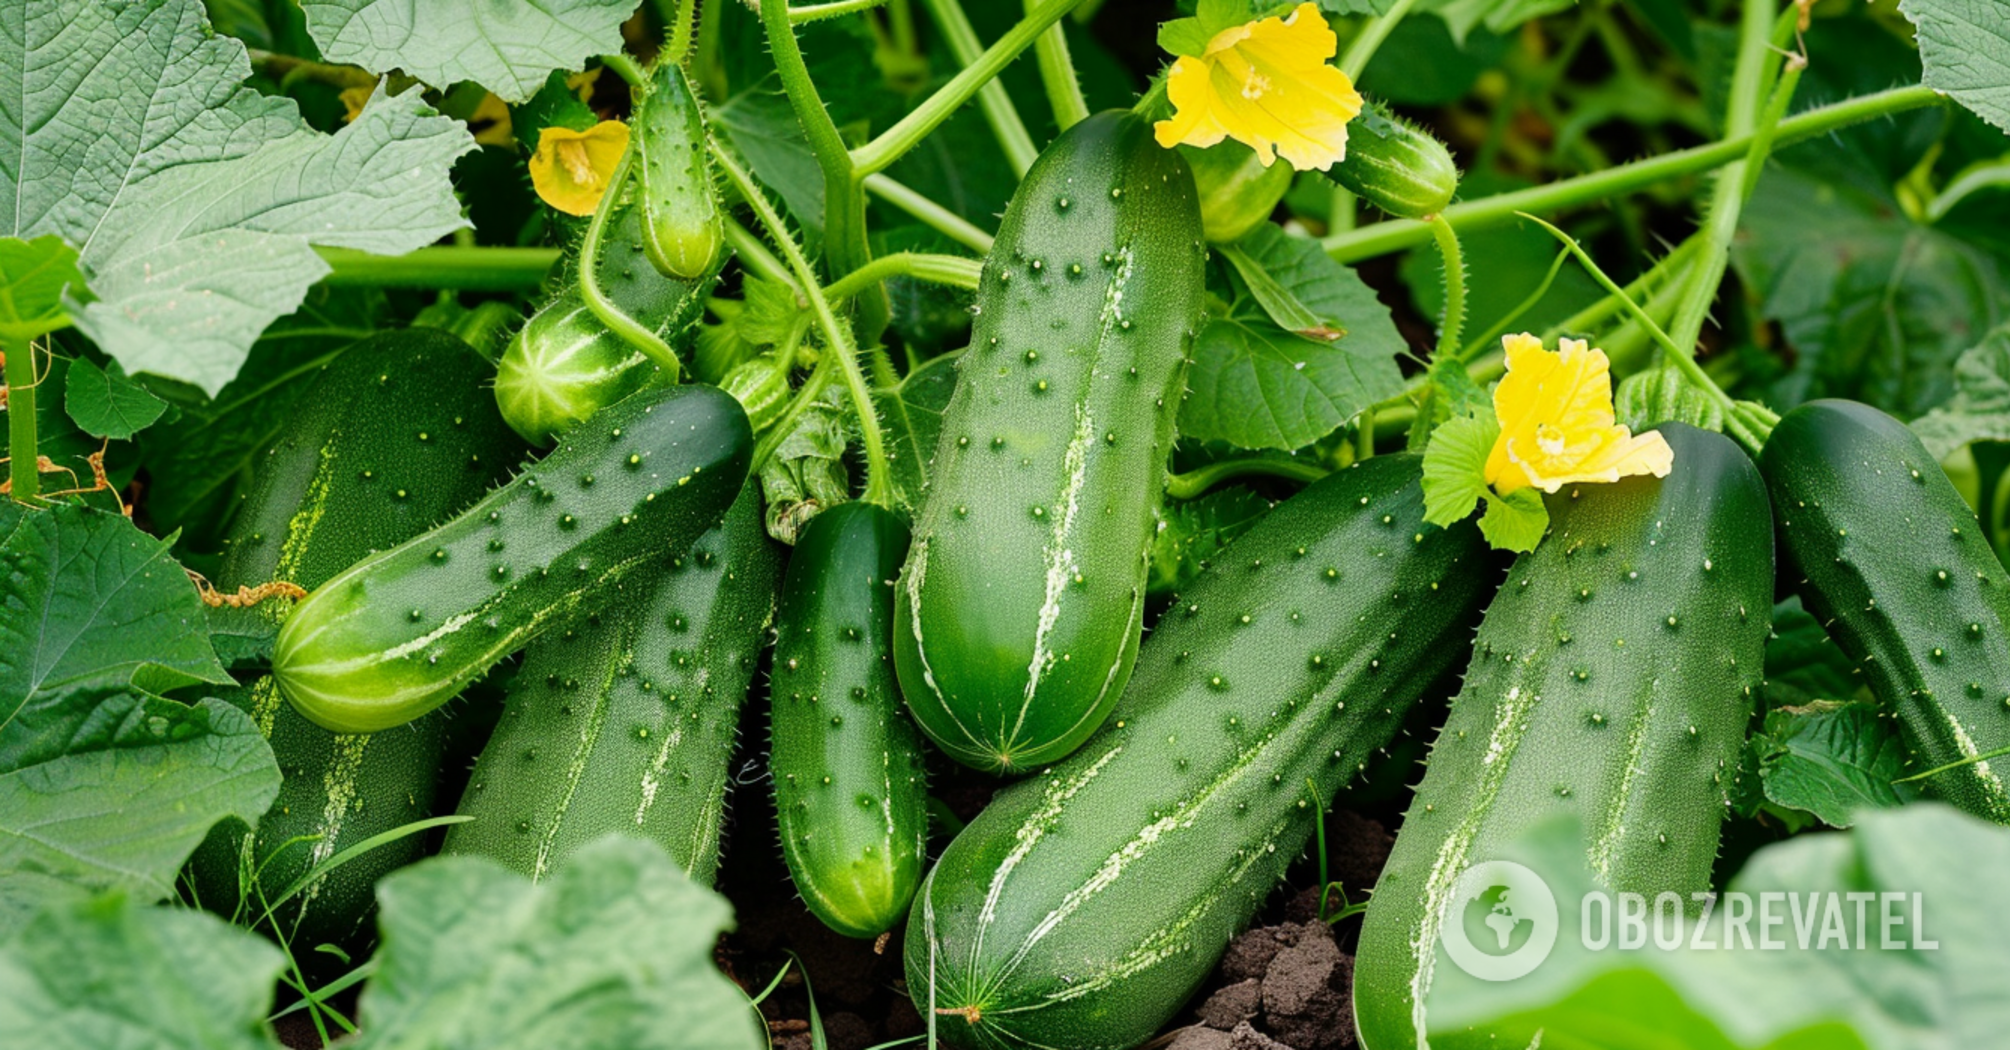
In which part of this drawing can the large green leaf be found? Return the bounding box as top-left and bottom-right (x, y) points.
(350, 836), (763, 1050)
(0, 893), (284, 1050)
(1912, 324), (2010, 457)
(1423, 806), (2010, 1048)
(301, 0), (642, 103)
(1, 0), (471, 395)
(1742, 702), (1919, 829)
(1180, 225), (1407, 451)
(64, 357), (167, 441)
(0, 503), (228, 698)
(1901, 0), (2010, 134)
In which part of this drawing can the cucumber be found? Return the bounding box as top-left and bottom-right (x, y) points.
(904, 455), (1491, 1050)
(771, 501), (929, 939)
(443, 483), (780, 881)
(636, 61), (724, 282)
(1323, 101), (1459, 220)
(274, 384), (752, 734)
(1760, 399), (2010, 822)
(187, 329), (524, 955)
(893, 110), (1206, 773)
(1352, 425), (1772, 1050)
(494, 204), (719, 445)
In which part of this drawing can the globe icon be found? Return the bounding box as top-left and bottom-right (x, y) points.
(1460, 883), (1532, 957)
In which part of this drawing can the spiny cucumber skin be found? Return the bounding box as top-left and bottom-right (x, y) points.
(1761, 399), (2010, 823)
(188, 330), (523, 958)
(905, 456), (1491, 1050)
(1353, 425), (1772, 1050)
(636, 62), (723, 281)
(772, 502), (929, 939)
(894, 111), (1206, 773)
(443, 483), (779, 882)
(494, 204), (717, 446)
(273, 384), (752, 735)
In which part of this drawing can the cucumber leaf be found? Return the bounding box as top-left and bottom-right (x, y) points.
(349, 836), (762, 1050)
(1741, 702), (1919, 830)
(877, 351), (960, 514)
(0, 892), (285, 1050)
(1182, 226), (1406, 451)
(64, 357), (166, 441)
(1424, 806), (2010, 1050)
(1911, 324), (2010, 458)
(2, 0), (471, 395)
(1760, 597), (1862, 709)
(0, 236), (88, 342)
(1420, 407), (1498, 527)
(1900, 0), (2010, 134)
(1148, 486), (1274, 599)
(301, 0), (642, 103)
(1477, 485), (1548, 553)
(1426, 0), (1577, 45)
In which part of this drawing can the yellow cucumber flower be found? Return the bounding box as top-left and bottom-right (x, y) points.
(1154, 2), (1364, 171)
(1484, 333), (1674, 495)
(530, 120), (630, 217)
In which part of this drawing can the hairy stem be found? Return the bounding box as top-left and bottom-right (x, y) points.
(824, 252), (984, 301)
(863, 174), (996, 252)
(920, 0), (1040, 175)
(1338, 0), (1424, 80)
(1322, 85), (1944, 262)
(5, 337), (37, 504)
(1428, 215), (1466, 362)
(788, 0), (891, 22)
(576, 147), (682, 379)
(1029, 0), (1090, 131)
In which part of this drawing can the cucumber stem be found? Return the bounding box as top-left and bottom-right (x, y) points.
(1164, 456), (1328, 501)
(1028, 0), (1090, 132)
(1321, 85), (1945, 263)
(662, 0), (699, 62)
(599, 52), (647, 89)
(1426, 215), (1466, 364)
(713, 143), (896, 508)
(5, 336), (38, 504)
(751, 322), (830, 476)
(315, 247), (560, 290)
(920, 0), (1040, 177)
(823, 252), (983, 302)
(863, 174), (997, 253)
(787, 0), (892, 23)
(576, 139), (684, 380)
(1338, 0), (1423, 81)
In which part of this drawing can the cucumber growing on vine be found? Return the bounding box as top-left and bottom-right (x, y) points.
(1761, 399), (2010, 823)
(636, 61), (724, 282)
(893, 110), (1206, 773)
(186, 329), (524, 959)
(1353, 425), (1772, 1050)
(1324, 101), (1459, 220)
(444, 484), (780, 881)
(771, 501), (929, 938)
(273, 384), (752, 734)
(905, 455), (1491, 1050)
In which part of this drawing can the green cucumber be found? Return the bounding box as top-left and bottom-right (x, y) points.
(893, 110), (1206, 773)
(1353, 425), (1772, 1050)
(1324, 101), (1459, 220)
(1760, 399), (2010, 822)
(187, 329), (524, 955)
(636, 62), (724, 281)
(274, 384), (752, 734)
(905, 455), (1491, 1050)
(771, 501), (929, 939)
(494, 204), (719, 445)
(443, 482), (780, 881)
(1180, 141), (1293, 244)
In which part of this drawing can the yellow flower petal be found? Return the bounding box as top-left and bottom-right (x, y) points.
(470, 92), (514, 148)
(1153, 3), (1363, 172)
(529, 121), (629, 217)
(1483, 332), (1675, 495)
(339, 85), (374, 125)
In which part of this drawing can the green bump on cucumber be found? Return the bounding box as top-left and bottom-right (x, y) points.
(905, 455), (1491, 1050)
(1353, 425), (1772, 1050)
(273, 383), (752, 734)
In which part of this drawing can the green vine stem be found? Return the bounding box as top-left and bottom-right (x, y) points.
(599, 52), (647, 89)
(788, 0), (892, 23)
(723, 218), (797, 290)
(1028, 0), (1090, 130)
(1338, 0), (1423, 80)
(751, 321), (830, 476)
(316, 247), (559, 289)
(713, 143), (896, 508)
(576, 142), (683, 380)
(5, 337), (38, 504)
(863, 174), (996, 252)
(665, 0), (700, 64)
(1321, 84), (1944, 262)
(921, 0), (1040, 175)
(1427, 215), (1466, 361)
(824, 252), (984, 301)
(1165, 456), (1329, 500)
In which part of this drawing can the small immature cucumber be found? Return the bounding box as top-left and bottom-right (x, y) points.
(894, 111), (1205, 773)
(636, 62), (725, 282)
(494, 204), (720, 445)
(274, 384), (752, 734)
(905, 456), (1491, 1050)
(771, 501), (929, 939)
(1353, 425), (1772, 1050)
(1323, 101), (1459, 220)
(444, 483), (781, 882)
(1761, 399), (2010, 823)
(1180, 141), (1293, 244)
(188, 329), (523, 956)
